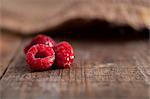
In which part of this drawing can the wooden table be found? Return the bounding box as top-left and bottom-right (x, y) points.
(0, 32), (149, 99)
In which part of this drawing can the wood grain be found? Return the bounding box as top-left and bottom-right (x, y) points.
(0, 33), (22, 78)
(0, 36), (149, 99)
(1, 0), (150, 34)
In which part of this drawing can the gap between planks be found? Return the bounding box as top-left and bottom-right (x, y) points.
(0, 33), (24, 79)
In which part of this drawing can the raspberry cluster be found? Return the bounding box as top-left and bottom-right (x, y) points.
(24, 35), (74, 71)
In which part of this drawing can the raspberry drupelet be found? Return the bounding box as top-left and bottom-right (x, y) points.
(24, 35), (56, 54)
(24, 34), (75, 71)
(26, 44), (55, 71)
(54, 41), (74, 68)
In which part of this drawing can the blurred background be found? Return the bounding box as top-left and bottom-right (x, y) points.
(0, 0), (150, 99)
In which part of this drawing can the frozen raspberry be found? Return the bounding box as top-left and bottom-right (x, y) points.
(26, 44), (55, 71)
(24, 34), (56, 54)
(54, 41), (74, 68)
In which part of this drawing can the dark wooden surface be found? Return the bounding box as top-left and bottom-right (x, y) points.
(0, 33), (149, 99)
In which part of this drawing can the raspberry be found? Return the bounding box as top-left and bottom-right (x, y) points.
(24, 35), (56, 54)
(26, 44), (55, 71)
(54, 41), (74, 68)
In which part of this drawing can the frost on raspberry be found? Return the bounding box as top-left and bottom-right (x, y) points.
(24, 34), (56, 54)
(54, 41), (74, 68)
(26, 44), (55, 71)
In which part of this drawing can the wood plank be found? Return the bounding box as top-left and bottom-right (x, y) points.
(133, 41), (150, 85)
(0, 38), (149, 99)
(0, 33), (22, 78)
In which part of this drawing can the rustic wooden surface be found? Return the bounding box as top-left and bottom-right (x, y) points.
(0, 33), (149, 99)
(1, 0), (150, 34)
(0, 33), (22, 78)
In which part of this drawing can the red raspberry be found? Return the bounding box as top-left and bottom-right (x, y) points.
(54, 41), (74, 68)
(26, 44), (55, 71)
(24, 35), (56, 54)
